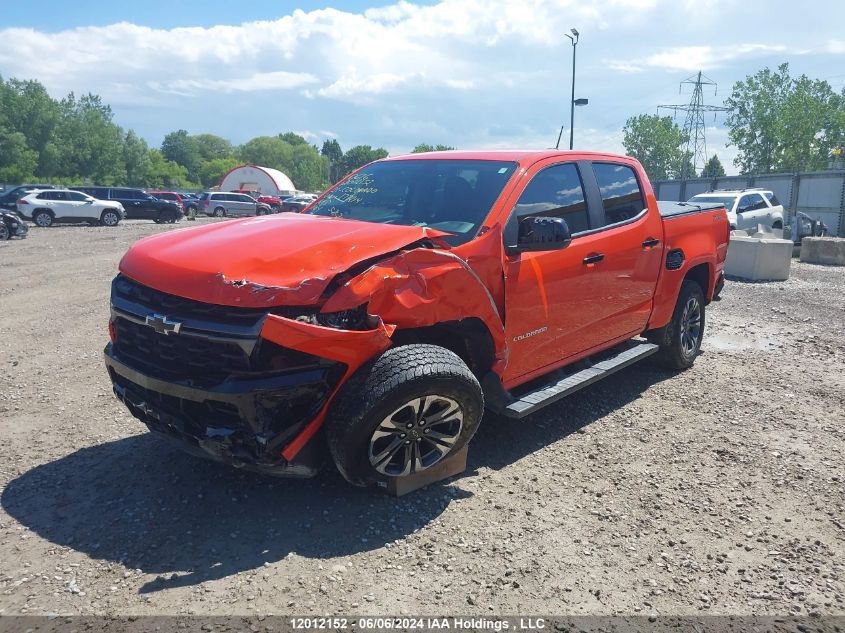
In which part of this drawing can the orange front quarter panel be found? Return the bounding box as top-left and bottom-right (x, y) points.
(321, 246), (508, 375)
(259, 315), (395, 461)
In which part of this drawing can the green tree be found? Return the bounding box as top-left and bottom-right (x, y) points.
(192, 133), (234, 161)
(279, 132), (309, 146)
(161, 129), (201, 180)
(340, 145), (389, 178)
(321, 139), (343, 183)
(239, 136), (293, 170)
(288, 144), (329, 191)
(146, 149), (194, 188)
(725, 63), (844, 173)
(411, 143), (455, 153)
(0, 128), (38, 182)
(700, 154), (726, 178)
(622, 114), (687, 180)
(198, 157), (241, 188)
(123, 130), (151, 186)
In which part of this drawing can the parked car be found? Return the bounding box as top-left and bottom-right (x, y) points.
(147, 191), (185, 211)
(687, 189), (784, 232)
(0, 209), (28, 239)
(17, 189), (126, 227)
(105, 149), (729, 486)
(0, 184), (56, 211)
(197, 191), (272, 217)
(180, 193), (201, 214)
(71, 187), (182, 223)
(232, 189), (283, 212)
(280, 194), (317, 212)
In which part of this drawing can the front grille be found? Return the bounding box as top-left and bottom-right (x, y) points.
(111, 275), (331, 387)
(113, 318), (252, 386)
(113, 274), (268, 327)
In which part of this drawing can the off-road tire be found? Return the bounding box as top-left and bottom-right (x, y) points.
(325, 344), (484, 487)
(100, 209), (120, 227)
(32, 210), (53, 227)
(0, 223), (9, 240)
(647, 280), (705, 370)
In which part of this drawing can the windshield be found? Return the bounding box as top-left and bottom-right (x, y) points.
(309, 159), (518, 245)
(688, 195), (737, 209)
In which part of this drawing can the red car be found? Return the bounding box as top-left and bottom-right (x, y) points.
(232, 189), (283, 212)
(105, 150), (728, 486)
(147, 191), (185, 211)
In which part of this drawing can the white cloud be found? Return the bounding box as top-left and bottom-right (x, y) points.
(148, 71), (318, 96)
(828, 39), (845, 54)
(0, 0), (843, 160)
(609, 44), (788, 73)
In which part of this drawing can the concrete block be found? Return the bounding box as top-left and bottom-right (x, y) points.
(800, 237), (845, 266)
(725, 235), (792, 281)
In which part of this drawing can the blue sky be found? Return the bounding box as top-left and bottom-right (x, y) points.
(1, 0), (844, 175)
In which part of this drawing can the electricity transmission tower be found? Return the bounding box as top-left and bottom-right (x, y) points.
(658, 71), (729, 179)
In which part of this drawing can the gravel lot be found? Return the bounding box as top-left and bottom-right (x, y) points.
(1, 219), (843, 617)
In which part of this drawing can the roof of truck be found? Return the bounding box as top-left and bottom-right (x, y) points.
(383, 149), (633, 164)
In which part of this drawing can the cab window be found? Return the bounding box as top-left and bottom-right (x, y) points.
(592, 162), (646, 226)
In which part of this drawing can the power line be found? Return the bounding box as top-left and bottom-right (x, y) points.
(658, 71), (730, 178)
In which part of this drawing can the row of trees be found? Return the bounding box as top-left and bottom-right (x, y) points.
(1, 75), (457, 190)
(623, 63), (845, 181)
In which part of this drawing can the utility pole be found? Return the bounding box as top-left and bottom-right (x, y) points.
(658, 71), (729, 179)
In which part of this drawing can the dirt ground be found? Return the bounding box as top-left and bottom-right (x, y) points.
(0, 219), (843, 617)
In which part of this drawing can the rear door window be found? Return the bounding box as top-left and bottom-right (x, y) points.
(739, 193), (767, 211)
(592, 162), (646, 226)
(764, 192), (781, 206)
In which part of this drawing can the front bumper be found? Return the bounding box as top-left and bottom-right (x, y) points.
(105, 343), (334, 477)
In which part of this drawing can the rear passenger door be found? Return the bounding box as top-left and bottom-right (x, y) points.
(585, 162), (663, 342)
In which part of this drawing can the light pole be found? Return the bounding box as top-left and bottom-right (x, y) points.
(564, 28), (579, 150)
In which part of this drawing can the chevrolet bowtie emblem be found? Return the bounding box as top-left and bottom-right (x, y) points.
(145, 313), (182, 335)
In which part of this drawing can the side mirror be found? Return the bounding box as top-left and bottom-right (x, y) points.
(508, 215), (572, 253)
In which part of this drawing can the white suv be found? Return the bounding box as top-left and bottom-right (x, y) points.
(687, 189), (784, 232)
(17, 189), (126, 227)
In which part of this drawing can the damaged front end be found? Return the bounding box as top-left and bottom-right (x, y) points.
(104, 274), (390, 476)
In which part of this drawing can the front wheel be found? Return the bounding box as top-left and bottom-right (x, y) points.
(100, 209), (120, 226)
(326, 344), (484, 487)
(0, 223), (9, 240)
(647, 280), (705, 370)
(32, 210), (53, 227)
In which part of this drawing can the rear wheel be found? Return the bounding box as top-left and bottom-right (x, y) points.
(32, 210), (53, 227)
(326, 344), (484, 487)
(647, 280), (705, 370)
(100, 209), (120, 226)
(0, 223), (9, 240)
(213, 207), (226, 217)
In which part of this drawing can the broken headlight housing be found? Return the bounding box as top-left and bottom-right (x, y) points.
(286, 304), (375, 331)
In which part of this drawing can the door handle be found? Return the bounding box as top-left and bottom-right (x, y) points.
(582, 253), (605, 265)
(642, 237), (660, 249)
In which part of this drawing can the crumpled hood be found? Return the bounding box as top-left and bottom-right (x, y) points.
(119, 213), (449, 307)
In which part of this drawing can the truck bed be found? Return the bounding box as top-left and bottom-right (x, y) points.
(658, 201), (726, 219)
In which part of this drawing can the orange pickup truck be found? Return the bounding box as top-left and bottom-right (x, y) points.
(104, 150), (729, 486)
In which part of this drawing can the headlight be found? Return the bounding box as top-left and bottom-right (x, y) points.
(279, 304), (373, 330)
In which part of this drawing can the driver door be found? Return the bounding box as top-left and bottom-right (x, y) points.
(502, 160), (607, 384)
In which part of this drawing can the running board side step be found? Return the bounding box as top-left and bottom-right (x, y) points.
(502, 342), (659, 419)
